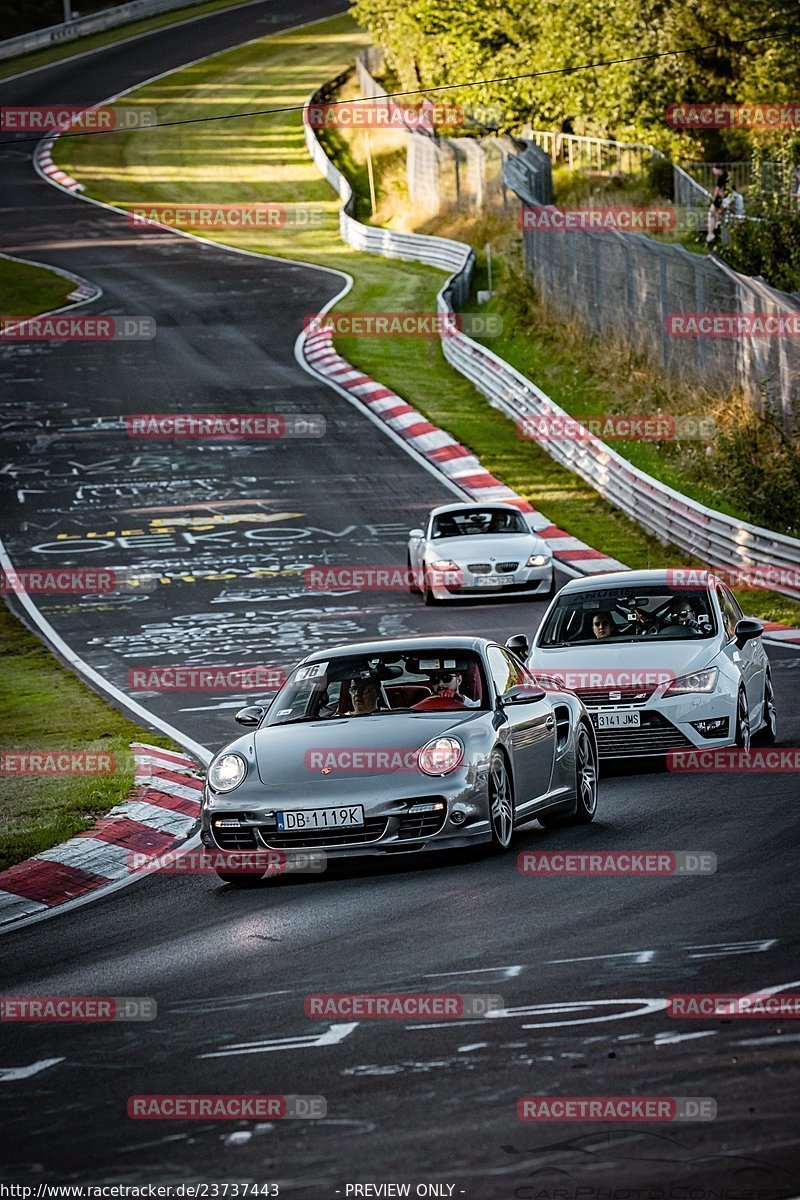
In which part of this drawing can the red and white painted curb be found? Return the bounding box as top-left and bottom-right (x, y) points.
(761, 623), (800, 646)
(0, 744), (203, 926)
(302, 327), (626, 575)
(36, 136), (84, 193)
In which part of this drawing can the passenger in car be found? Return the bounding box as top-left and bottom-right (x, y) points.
(345, 675), (384, 715)
(591, 612), (614, 639)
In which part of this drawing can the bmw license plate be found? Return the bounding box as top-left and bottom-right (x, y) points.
(595, 711), (641, 729)
(474, 575), (515, 587)
(276, 806), (365, 831)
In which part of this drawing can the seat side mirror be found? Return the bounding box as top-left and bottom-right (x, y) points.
(734, 618), (763, 647)
(235, 703), (269, 727)
(505, 634), (530, 660)
(409, 528), (425, 539)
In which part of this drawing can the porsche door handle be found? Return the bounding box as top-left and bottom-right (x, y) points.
(545, 716), (555, 730)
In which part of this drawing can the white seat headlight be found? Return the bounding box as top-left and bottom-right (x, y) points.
(664, 668), (719, 695)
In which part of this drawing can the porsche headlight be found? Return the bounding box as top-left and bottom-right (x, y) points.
(418, 736), (464, 775)
(664, 668), (719, 696)
(526, 553), (550, 567)
(208, 753), (247, 792)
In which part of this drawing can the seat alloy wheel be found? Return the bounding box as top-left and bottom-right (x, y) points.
(734, 688), (751, 751)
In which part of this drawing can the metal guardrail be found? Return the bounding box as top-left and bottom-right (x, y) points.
(0, 0), (210, 63)
(304, 78), (800, 600)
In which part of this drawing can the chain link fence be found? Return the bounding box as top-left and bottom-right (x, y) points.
(509, 193), (800, 431)
(356, 50), (537, 214)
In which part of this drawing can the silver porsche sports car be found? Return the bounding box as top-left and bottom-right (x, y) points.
(200, 636), (599, 883)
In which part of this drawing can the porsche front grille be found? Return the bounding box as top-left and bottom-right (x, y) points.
(257, 817), (389, 849)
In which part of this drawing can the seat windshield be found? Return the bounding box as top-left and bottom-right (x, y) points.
(538, 585), (717, 647)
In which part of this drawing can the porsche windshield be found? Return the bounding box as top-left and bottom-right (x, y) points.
(539, 585), (717, 647)
(267, 650), (489, 725)
(431, 508), (528, 538)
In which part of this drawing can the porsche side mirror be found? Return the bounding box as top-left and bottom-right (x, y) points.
(505, 634), (530, 659)
(409, 528), (424, 539)
(500, 684), (546, 705)
(235, 703), (268, 727)
(734, 618), (763, 647)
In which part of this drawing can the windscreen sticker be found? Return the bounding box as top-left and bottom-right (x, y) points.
(295, 662), (328, 682)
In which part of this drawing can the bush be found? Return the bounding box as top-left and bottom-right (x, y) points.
(720, 203), (800, 292)
(645, 155), (675, 201)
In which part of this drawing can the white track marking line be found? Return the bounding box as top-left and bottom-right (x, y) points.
(199, 1022), (358, 1058)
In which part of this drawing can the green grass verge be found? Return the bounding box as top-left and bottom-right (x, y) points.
(0, 603), (179, 871)
(0, 255), (75, 318)
(53, 15), (800, 628)
(0, 0), (257, 82)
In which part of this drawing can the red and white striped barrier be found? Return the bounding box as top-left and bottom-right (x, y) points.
(302, 330), (624, 575)
(0, 743), (203, 926)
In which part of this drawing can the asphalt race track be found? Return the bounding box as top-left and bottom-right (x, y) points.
(1, 4), (800, 1196)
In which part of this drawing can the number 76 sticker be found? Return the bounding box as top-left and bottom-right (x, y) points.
(294, 661), (328, 682)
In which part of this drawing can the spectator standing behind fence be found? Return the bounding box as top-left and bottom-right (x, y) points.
(711, 163), (729, 199)
(792, 165), (800, 212)
(706, 194), (723, 246)
(718, 188), (743, 246)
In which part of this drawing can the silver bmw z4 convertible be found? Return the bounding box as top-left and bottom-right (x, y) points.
(200, 635), (600, 884)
